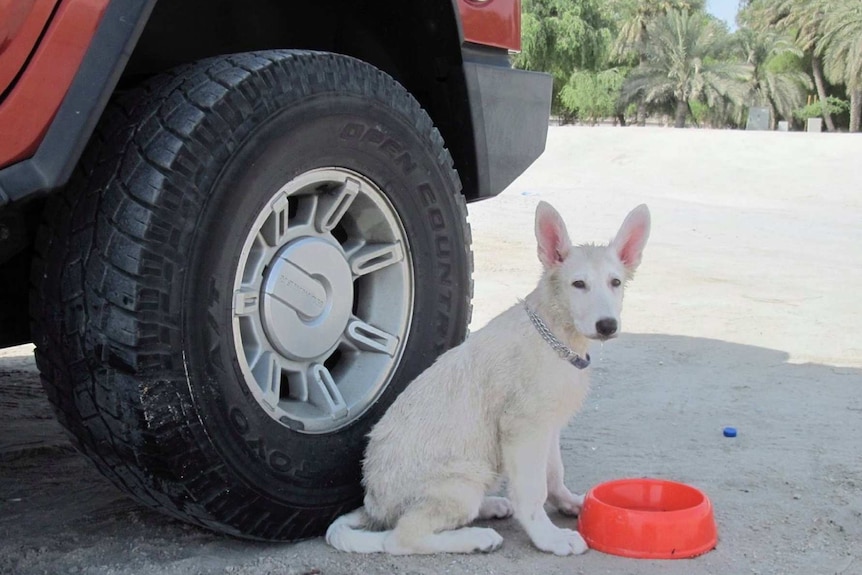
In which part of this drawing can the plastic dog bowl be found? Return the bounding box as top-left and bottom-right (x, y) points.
(578, 478), (717, 559)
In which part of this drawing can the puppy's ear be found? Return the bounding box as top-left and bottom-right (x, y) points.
(612, 204), (651, 273)
(535, 201), (572, 268)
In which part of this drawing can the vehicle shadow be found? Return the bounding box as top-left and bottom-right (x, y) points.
(1, 334), (860, 575)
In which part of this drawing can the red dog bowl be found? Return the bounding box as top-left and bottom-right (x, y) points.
(578, 478), (717, 559)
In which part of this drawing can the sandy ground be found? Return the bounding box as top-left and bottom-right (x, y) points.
(2, 126), (861, 575)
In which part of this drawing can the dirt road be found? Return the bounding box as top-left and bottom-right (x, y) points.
(2, 126), (860, 575)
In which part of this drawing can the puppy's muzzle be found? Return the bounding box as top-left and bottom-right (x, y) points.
(595, 318), (618, 340)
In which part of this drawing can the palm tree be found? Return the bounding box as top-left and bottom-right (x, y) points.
(819, 0), (862, 132)
(733, 28), (812, 128)
(610, 0), (706, 124)
(620, 10), (750, 128)
(743, 0), (836, 130)
(611, 0), (707, 59)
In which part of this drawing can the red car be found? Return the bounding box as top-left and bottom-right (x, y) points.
(0, 0), (551, 540)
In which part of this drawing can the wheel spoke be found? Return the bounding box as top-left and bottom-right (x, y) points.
(260, 191), (290, 248)
(307, 364), (348, 419)
(251, 352), (283, 410)
(349, 242), (404, 277)
(316, 177), (360, 233)
(345, 318), (399, 356)
(233, 289), (260, 316)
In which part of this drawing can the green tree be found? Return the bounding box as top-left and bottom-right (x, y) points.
(610, 0), (706, 124)
(733, 28), (812, 127)
(620, 10), (750, 128)
(560, 68), (626, 124)
(819, 1), (862, 132)
(515, 0), (615, 116)
(610, 0), (706, 62)
(741, 0), (836, 130)
(690, 97), (745, 128)
(793, 97), (850, 123)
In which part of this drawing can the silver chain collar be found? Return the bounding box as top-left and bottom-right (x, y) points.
(521, 300), (591, 370)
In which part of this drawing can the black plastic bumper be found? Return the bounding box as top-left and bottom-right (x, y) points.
(462, 57), (552, 199)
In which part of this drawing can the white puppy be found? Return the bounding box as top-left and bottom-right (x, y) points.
(326, 202), (650, 556)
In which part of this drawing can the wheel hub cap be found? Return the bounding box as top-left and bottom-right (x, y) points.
(262, 237), (353, 360)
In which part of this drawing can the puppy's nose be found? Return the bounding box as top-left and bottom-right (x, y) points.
(596, 318), (618, 337)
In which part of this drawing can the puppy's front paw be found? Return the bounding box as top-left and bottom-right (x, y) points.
(549, 489), (584, 516)
(468, 527), (504, 553)
(532, 528), (588, 556)
(555, 493), (585, 516)
(562, 529), (589, 555)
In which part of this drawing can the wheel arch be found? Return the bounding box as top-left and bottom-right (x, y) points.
(123, 0), (480, 198)
(0, 0), (481, 206)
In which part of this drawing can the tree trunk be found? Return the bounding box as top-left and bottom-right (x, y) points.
(811, 55), (836, 132)
(636, 53), (648, 126)
(636, 101), (647, 126)
(851, 89), (862, 133)
(767, 99), (779, 130)
(687, 102), (700, 128)
(674, 99), (688, 128)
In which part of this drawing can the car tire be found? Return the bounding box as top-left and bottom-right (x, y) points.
(31, 50), (472, 540)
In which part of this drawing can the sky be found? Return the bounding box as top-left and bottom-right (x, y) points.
(706, 0), (739, 30)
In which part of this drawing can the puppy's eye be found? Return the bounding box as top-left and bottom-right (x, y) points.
(611, 278), (622, 287)
(572, 280), (586, 289)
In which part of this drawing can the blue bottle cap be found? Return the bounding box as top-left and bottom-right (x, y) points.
(723, 427), (737, 438)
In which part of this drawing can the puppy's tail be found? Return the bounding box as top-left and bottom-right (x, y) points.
(325, 506), (389, 553)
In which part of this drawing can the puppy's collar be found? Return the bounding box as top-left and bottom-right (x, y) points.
(520, 300), (591, 370)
